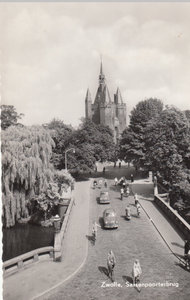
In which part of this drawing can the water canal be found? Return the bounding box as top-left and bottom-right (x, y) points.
(3, 223), (54, 262)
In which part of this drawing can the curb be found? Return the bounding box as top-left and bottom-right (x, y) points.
(32, 243), (89, 300)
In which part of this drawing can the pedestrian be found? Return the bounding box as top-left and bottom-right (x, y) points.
(136, 203), (141, 217)
(103, 167), (105, 174)
(184, 240), (190, 257)
(92, 221), (101, 242)
(119, 162), (121, 168)
(93, 180), (97, 188)
(120, 187), (124, 200)
(98, 179), (102, 188)
(107, 250), (116, 268)
(114, 177), (118, 186)
(123, 180), (126, 189)
(131, 174), (134, 183)
(154, 175), (157, 187)
(125, 205), (131, 220)
(134, 193), (138, 206)
(107, 250), (116, 280)
(104, 180), (107, 188)
(126, 186), (130, 196)
(132, 259), (142, 284)
(114, 161), (116, 168)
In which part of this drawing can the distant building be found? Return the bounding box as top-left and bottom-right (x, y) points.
(85, 61), (127, 142)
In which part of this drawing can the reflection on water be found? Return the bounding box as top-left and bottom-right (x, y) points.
(3, 223), (54, 262)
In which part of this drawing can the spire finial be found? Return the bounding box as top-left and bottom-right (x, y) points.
(100, 54), (103, 75)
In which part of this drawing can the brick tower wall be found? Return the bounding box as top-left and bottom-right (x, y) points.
(100, 104), (115, 131)
(116, 104), (127, 134)
(92, 103), (101, 124)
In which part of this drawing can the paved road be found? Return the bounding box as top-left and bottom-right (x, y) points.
(41, 166), (190, 300)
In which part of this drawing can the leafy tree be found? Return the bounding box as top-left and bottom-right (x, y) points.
(184, 110), (190, 123)
(1, 105), (24, 130)
(120, 98), (163, 168)
(145, 107), (190, 214)
(30, 169), (75, 223)
(1, 125), (73, 228)
(46, 119), (74, 169)
(145, 106), (190, 184)
(66, 119), (115, 174)
(47, 118), (115, 174)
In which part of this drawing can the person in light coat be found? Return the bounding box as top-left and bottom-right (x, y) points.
(132, 259), (142, 284)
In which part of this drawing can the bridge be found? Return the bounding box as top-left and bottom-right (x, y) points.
(3, 165), (190, 300)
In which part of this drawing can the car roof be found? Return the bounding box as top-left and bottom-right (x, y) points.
(103, 208), (115, 213)
(100, 190), (108, 193)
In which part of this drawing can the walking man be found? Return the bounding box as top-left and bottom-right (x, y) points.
(114, 177), (118, 186)
(131, 174), (134, 183)
(92, 221), (101, 243)
(120, 187), (124, 200)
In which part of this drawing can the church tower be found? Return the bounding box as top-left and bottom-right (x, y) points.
(85, 61), (127, 141)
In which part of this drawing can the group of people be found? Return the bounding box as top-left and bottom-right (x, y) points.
(114, 177), (130, 200)
(93, 179), (107, 189)
(107, 249), (142, 284)
(114, 176), (128, 187)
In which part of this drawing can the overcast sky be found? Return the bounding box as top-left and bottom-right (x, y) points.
(1, 2), (190, 127)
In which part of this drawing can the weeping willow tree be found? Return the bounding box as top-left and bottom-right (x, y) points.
(1, 125), (56, 228)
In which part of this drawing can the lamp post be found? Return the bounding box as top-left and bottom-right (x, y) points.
(53, 214), (61, 233)
(65, 148), (75, 170)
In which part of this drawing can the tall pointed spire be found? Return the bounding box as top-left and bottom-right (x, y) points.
(115, 87), (123, 104)
(85, 88), (92, 119)
(85, 88), (92, 102)
(100, 55), (103, 76)
(99, 57), (105, 87)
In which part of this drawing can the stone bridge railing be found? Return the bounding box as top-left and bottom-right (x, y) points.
(54, 193), (75, 261)
(3, 247), (54, 277)
(154, 194), (190, 240)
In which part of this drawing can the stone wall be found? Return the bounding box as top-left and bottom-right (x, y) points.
(154, 194), (190, 240)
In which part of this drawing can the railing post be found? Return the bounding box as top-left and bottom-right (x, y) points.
(17, 260), (23, 269)
(33, 253), (39, 262)
(49, 250), (54, 259)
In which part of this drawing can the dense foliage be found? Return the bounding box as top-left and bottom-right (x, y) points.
(1, 125), (74, 228)
(47, 118), (115, 174)
(120, 98), (163, 168)
(145, 107), (190, 219)
(119, 99), (190, 218)
(1, 105), (24, 130)
(46, 119), (74, 169)
(145, 107), (190, 182)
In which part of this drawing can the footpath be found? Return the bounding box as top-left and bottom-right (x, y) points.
(3, 180), (91, 300)
(132, 179), (185, 257)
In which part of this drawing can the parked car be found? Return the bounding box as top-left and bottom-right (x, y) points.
(99, 190), (110, 204)
(103, 208), (118, 228)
